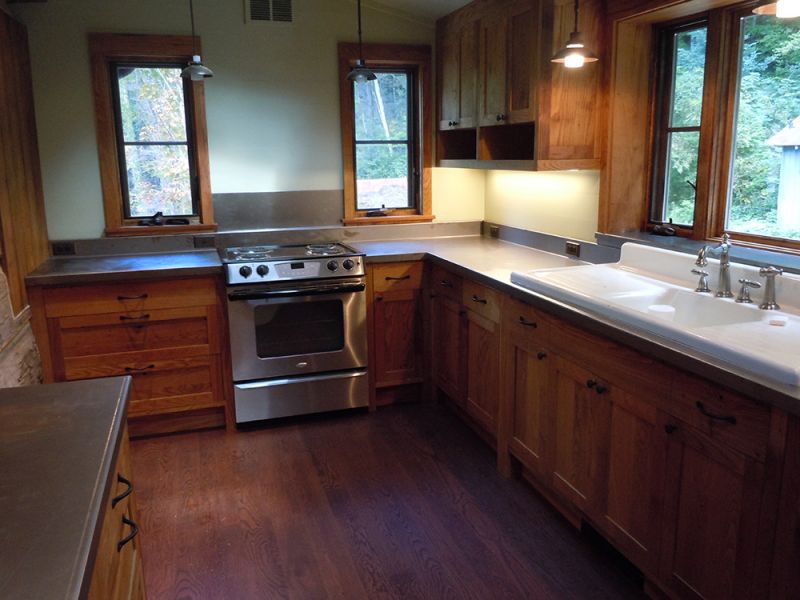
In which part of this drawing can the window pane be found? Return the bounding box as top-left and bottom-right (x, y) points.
(664, 131), (700, 225)
(124, 144), (193, 217)
(117, 66), (188, 142)
(355, 144), (410, 210)
(726, 16), (800, 240)
(670, 27), (707, 128)
(354, 72), (409, 141)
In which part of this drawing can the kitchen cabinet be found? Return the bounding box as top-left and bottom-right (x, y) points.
(438, 18), (479, 131)
(429, 265), (465, 403)
(27, 275), (231, 437)
(368, 262), (425, 404)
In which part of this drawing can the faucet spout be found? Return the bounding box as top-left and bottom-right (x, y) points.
(692, 234), (734, 298)
(695, 246), (708, 267)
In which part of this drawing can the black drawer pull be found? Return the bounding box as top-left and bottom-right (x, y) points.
(385, 275), (411, 281)
(376, 296), (384, 302)
(665, 424), (678, 434)
(125, 364), (155, 374)
(117, 516), (139, 552)
(112, 474), (133, 508)
(537, 352), (547, 360)
(459, 309), (466, 317)
(119, 313), (150, 321)
(117, 294), (148, 301)
(518, 316), (537, 328)
(696, 401), (737, 424)
(471, 295), (487, 304)
(440, 280), (453, 288)
(595, 385), (608, 395)
(586, 379), (597, 389)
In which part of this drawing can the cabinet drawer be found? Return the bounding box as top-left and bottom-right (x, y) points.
(57, 306), (210, 358)
(372, 262), (424, 293)
(127, 359), (220, 418)
(502, 295), (550, 341)
(670, 372), (771, 461)
(63, 346), (211, 381)
(430, 265), (462, 303)
(44, 276), (217, 317)
(463, 279), (501, 323)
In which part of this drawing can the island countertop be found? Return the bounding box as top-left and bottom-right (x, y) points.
(0, 377), (131, 600)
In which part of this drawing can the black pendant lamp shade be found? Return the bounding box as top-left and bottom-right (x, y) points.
(181, 0), (214, 81)
(551, 0), (598, 69)
(347, 0), (377, 83)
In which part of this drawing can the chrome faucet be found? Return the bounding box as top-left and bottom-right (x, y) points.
(758, 266), (783, 310)
(695, 233), (734, 298)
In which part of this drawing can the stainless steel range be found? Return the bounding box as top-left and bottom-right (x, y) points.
(223, 243), (368, 423)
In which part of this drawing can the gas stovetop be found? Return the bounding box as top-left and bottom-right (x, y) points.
(222, 243), (365, 285)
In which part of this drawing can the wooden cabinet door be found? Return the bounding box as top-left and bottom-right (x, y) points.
(373, 288), (423, 387)
(550, 353), (611, 515)
(479, 12), (508, 126)
(439, 21), (479, 130)
(465, 309), (501, 436)
(658, 416), (766, 600)
(432, 294), (465, 403)
(506, 0), (537, 124)
(600, 390), (666, 573)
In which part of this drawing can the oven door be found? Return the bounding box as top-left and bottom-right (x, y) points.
(226, 278), (368, 382)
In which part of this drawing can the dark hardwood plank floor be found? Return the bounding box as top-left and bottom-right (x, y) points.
(131, 403), (645, 599)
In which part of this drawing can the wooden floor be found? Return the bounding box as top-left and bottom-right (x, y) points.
(131, 403), (645, 599)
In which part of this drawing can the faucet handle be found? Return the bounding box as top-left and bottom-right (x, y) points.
(759, 265), (783, 278)
(736, 278), (761, 304)
(692, 268), (710, 293)
(758, 266), (783, 310)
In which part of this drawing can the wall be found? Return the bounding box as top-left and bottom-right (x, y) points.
(484, 170), (600, 242)
(0, 272), (42, 387)
(11, 0), (481, 240)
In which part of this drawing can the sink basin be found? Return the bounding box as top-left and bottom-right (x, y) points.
(511, 243), (800, 387)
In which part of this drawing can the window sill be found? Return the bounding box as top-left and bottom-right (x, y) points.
(104, 223), (218, 237)
(342, 215), (435, 226)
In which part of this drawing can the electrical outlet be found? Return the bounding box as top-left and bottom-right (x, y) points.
(51, 241), (76, 256)
(565, 241), (581, 258)
(489, 225), (500, 238)
(193, 235), (216, 249)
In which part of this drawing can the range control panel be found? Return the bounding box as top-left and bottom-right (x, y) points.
(225, 257), (365, 285)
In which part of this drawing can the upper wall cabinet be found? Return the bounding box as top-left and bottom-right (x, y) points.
(436, 0), (603, 171)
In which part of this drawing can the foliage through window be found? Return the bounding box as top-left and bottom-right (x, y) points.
(353, 70), (416, 211)
(651, 8), (800, 247)
(113, 65), (196, 218)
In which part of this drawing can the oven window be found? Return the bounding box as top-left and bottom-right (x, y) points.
(254, 300), (345, 358)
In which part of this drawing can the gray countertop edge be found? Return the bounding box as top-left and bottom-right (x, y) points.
(72, 377), (132, 600)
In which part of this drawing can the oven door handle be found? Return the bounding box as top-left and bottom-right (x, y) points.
(228, 282), (366, 301)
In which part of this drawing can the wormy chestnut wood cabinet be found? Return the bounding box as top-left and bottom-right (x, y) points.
(28, 275), (232, 437)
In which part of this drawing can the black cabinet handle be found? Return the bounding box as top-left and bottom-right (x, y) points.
(665, 424), (678, 434)
(497, 114), (507, 122)
(586, 379), (597, 389)
(459, 309), (466, 317)
(471, 295), (487, 304)
(440, 280), (453, 288)
(112, 474), (133, 508)
(117, 294), (148, 301)
(696, 401), (737, 425)
(117, 516), (139, 552)
(537, 351), (547, 360)
(125, 364), (155, 374)
(376, 296), (384, 302)
(595, 385), (608, 395)
(119, 313), (150, 321)
(518, 316), (537, 328)
(385, 275), (411, 281)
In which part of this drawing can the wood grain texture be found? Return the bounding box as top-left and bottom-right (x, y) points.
(431, 293), (465, 403)
(465, 309), (501, 436)
(130, 403), (645, 599)
(373, 288), (424, 388)
(0, 11), (49, 315)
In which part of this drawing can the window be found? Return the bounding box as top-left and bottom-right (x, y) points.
(89, 34), (215, 236)
(338, 43), (432, 225)
(650, 5), (800, 249)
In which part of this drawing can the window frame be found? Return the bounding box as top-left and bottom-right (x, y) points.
(647, 2), (800, 252)
(337, 43), (433, 225)
(88, 34), (215, 236)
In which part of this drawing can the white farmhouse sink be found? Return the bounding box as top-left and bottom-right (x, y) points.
(511, 243), (800, 387)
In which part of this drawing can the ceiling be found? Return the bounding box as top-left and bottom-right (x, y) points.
(367, 0), (472, 22)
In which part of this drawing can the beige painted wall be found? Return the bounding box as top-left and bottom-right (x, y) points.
(484, 170), (600, 242)
(431, 168), (485, 222)
(11, 0), (478, 240)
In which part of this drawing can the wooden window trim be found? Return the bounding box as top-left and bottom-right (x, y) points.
(337, 42), (433, 226)
(88, 33), (216, 237)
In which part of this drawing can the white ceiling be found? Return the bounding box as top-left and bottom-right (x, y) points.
(367, 0), (472, 22)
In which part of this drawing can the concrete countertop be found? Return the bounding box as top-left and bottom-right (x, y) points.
(0, 377), (131, 600)
(25, 250), (222, 287)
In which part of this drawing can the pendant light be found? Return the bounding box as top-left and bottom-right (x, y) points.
(753, 0), (800, 19)
(181, 0), (214, 81)
(347, 0), (377, 83)
(551, 0), (598, 69)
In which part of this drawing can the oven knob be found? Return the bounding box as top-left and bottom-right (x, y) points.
(343, 259), (355, 270)
(239, 265), (252, 278)
(256, 265), (269, 277)
(327, 260), (339, 272)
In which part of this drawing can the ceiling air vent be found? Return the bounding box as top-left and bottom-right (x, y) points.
(245, 0), (293, 23)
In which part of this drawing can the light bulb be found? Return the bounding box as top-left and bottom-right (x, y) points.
(777, 0), (800, 18)
(564, 53), (586, 69)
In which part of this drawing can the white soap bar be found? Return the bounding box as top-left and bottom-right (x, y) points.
(647, 304), (676, 321)
(768, 316), (789, 327)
